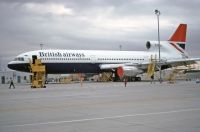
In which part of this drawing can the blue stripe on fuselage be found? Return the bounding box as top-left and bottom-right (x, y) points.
(8, 63), (111, 74)
(44, 63), (103, 74)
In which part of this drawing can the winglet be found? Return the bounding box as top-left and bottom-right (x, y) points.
(169, 24), (187, 42)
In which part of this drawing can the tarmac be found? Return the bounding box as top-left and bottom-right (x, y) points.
(0, 81), (200, 132)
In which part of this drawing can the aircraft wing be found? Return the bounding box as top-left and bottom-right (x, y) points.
(161, 58), (200, 67)
(99, 58), (200, 70)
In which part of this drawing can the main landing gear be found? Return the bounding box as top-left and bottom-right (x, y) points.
(128, 77), (141, 82)
(112, 72), (141, 82)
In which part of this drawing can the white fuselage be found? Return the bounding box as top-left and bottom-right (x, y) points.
(7, 41), (185, 74)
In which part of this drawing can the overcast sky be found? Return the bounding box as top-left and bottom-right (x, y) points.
(0, 0), (200, 70)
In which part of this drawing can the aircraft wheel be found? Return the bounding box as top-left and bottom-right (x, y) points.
(136, 77), (141, 81)
(131, 77), (136, 82)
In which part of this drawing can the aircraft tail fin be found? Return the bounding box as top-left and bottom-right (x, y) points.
(168, 24), (187, 50)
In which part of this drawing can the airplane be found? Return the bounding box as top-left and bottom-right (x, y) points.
(8, 24), (200, 81)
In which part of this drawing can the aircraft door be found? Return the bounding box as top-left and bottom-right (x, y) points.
(32, 55), (37, 64)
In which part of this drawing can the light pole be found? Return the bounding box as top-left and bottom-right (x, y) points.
(0, 56), (2, 71)
(119, 45), (122, 51)
(40, 43), (44, 50)
(155, 9), (162, 83)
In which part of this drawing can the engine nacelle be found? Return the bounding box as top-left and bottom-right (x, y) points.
(146, 41), (160, 51)
(117, 66), (143, 78)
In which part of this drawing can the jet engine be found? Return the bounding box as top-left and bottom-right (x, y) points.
(117, 66), (143, 78)
(146, 41), (160, 51)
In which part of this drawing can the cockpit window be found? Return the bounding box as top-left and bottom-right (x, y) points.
(14, 57), (24, 61)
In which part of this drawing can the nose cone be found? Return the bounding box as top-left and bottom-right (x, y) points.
(7, 61), (29, 72)
(7, 62), (16, 70)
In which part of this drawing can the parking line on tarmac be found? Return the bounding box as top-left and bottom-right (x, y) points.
(4, 108), (200, 128)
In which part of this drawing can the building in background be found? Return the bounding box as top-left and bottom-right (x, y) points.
(0, 71), (30, 84)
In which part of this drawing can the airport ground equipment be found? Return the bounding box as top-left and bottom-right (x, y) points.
(29, 58), (46, 88)
(167, 68), (187, 83)
(59, 77), (72, 84)
(167, 67), (180, 83)
(147, 55), (156, 78)
(99, 72), (113, 82)
(167, 64), (194, 83)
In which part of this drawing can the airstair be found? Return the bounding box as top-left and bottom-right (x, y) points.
(29, 56), (46, 88)
(147, 55), (156, 78)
